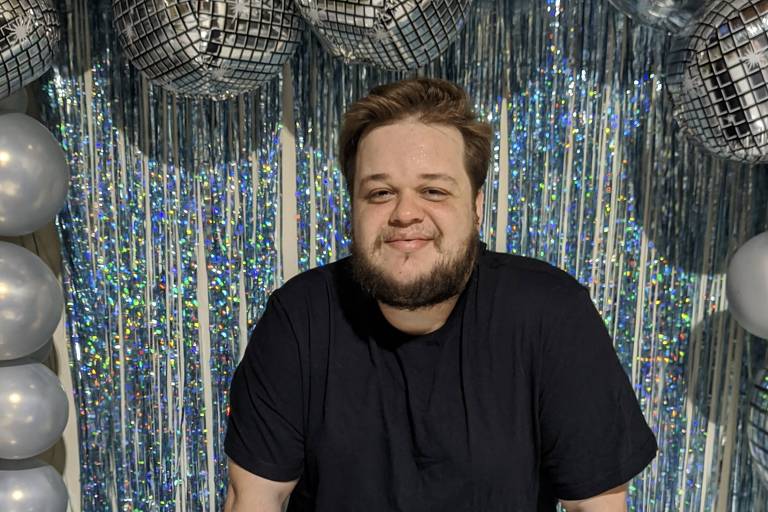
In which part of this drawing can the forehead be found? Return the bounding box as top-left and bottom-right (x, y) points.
(355, 121), (465, 182)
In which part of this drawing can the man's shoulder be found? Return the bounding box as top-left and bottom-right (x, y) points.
(479, 248), (586, 297)
(270, 257), (351, 304)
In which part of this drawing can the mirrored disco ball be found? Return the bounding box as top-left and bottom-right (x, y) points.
(295, 0), (473, 71)
(113, 0), (303, 99)
(749, 368), (768, 487)
(667, 0), (768, 163)
(608, 0), (710, 32)
(0, 0), (60, 99)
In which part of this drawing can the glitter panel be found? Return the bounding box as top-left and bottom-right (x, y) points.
(43, 0), (768, 509)
(45, 0), (281, 507)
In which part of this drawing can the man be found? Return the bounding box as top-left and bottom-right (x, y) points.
(224, 78), (657, 512)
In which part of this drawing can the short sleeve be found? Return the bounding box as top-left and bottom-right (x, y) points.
(224, 292), (305, 481)
(538, 286), (657, 501)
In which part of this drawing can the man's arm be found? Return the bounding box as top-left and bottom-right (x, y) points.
(223, 459), (300, 512)
(559, 482), (629, 512)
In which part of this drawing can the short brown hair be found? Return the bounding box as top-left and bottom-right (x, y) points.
(339, 78), (493, 199)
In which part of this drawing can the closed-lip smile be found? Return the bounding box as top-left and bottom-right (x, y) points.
(385, 237), (433, 251)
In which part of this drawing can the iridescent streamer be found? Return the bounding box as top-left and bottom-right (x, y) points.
(43, 0), (768, 510)
(46, 0), (281, 508)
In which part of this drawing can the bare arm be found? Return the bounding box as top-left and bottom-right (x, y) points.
(223, 459), (300, 512)
(559, 482), (629, 512)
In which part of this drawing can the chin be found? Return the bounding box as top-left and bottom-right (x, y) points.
(393, 260), (442, 281)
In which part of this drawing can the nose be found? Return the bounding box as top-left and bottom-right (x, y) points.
(388, 190), (424, 226)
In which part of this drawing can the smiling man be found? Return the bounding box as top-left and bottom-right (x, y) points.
(224, 78), (658, 512)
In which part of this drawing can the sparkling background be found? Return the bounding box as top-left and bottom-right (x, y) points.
(42, 0), (768, 509)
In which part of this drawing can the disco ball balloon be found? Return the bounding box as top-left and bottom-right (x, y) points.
(609, 0), (710, 32)
(0, 0), (59, 100)
(113, 0), (303, 99)
(749, 368), (768, 486)
(295, 0), (473, 71)
(726, 231), (768, 339)
(666, 0), (768, 162)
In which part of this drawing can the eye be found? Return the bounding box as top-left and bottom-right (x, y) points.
(367, 189), (394, 201)
(423, 188), (447, 198)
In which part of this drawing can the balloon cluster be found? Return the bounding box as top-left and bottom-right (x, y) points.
(0, 95), (71, 510)
(610, 0), (768, 488)
(110, 0), (475, 99)
(726, 231), (768, 487)
(749, 368), (768, 486)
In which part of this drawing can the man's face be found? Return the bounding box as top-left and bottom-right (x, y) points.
(349, 119), (484, 310)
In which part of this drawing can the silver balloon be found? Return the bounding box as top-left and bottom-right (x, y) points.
(112, 0), (303, 99)
(0, 458), (68, 512)
(0, 113), (70, 236)
(0, 241), (64, 360)
(726, 231), (768, 339)
(0, 0), (60, 99)
(0, 87), (27, 113)
(295, 0), (473, 70)
(608, 0), (710, 32)
(27, 339), (52, 363)
(667, 0), (768, 163)
(749, 368), (768, 486)
(0, 359), (68, 459)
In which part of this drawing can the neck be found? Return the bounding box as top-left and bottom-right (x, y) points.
(378, 294), (461, 336)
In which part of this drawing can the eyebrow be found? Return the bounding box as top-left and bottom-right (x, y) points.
(357, 173), (459, 189)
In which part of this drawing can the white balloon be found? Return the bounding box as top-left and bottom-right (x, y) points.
(27, 340), (53, 363)
(0, 113), (70, 236)
(0, 458), (68, 512)
(0, 359), (69, 459)
(726, 231), (768, 339)
(0, 241), (64, 360)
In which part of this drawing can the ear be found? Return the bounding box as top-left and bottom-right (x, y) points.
(474, 189), (484, 228)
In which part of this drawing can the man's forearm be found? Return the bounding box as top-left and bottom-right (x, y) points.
(223, 484), (287, 512)
(560, 483), (629, 512)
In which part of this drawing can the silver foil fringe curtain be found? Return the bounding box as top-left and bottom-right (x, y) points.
(42, 0), (768, 510)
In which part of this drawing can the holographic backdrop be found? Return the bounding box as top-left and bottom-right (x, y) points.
(42, 0), (768, 509)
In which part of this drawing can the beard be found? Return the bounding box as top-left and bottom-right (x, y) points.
(349, 227), (480, 310)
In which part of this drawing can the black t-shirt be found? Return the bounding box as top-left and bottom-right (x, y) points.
(225, 242), (658, 511)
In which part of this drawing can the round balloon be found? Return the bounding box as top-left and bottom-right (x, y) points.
(27, 340), (53, 363)
(667, 0), (768, 163)
(0, 458), (68, 512)
(608, 0), (710, 32)
(726, 231), (768, 339)
(0, 113), (70, 236)
(0, 0), (60, 99)
(113, 0), (303, 99)
(749, 368), (768, 486)
(296, 0), (473, 70)
(0, 87), (27, 113)
(0, 241), (64, 360)
(0, 359), (68, 459)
